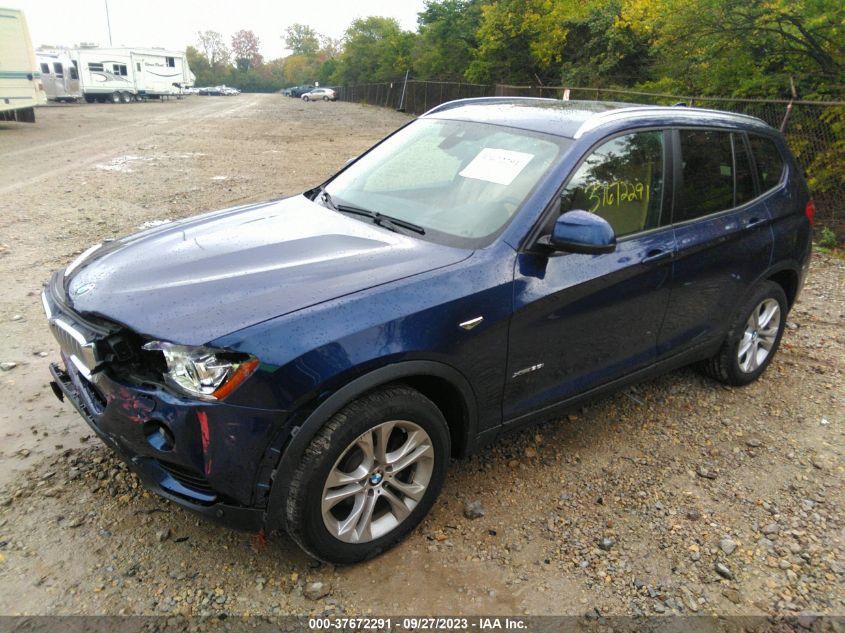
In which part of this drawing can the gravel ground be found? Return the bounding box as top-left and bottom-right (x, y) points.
(0, 95), (843, 617)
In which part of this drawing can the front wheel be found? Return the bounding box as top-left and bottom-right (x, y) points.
(700, 280), (788, 386)
(302, 95), (309, 102)
(285, 385), (450, 563)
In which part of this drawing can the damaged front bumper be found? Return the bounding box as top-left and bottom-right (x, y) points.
(49, 359), (273, 533)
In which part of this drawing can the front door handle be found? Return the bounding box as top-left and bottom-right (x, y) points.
(746, 217), (767, 229)
(641, 249), (672, 265)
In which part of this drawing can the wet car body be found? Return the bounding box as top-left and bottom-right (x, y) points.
(45, 98), (812, 537)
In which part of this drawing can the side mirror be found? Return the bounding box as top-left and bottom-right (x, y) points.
(541, 210), (616, 254)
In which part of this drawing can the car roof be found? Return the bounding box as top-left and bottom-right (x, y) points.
(422, 97), (774, 139)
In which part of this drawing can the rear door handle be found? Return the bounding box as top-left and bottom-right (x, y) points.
(641, 249), (672, 265)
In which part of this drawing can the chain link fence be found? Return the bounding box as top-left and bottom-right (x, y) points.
(335, 81), (844, 238)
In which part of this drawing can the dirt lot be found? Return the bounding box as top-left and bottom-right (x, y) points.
(0, 94), (843, 618)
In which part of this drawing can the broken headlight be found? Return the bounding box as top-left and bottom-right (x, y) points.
(142, 341), (258, 401)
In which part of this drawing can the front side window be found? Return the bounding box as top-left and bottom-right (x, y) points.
(324, 119), (569, 247)
(748, 134), (785, 191)
(561, 131), (665, 237)
(675, 129), (735, 221)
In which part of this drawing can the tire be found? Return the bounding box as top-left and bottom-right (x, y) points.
(700, 280), (788, 386)
(322, 96), (329, 101)
(121, 92), (132, 104)
(286, 385), (450, 564)
(302, 95), (309, 102)
(110, 92), (121, 104)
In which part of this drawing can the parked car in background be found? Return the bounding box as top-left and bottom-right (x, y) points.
(302, 87), (336, 102)
(44, 98), (812, 564)
(288, 85), (314, 98)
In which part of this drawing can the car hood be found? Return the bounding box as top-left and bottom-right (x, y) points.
(65, 195), (471, 345)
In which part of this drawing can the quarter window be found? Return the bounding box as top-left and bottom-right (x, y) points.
(748, 135), (785, 191)
(561, 131), (666, 237)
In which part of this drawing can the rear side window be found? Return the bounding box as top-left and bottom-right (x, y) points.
(748, 135), (785, 191)
(561, 131), (666, 237)
(53, 62), (63, 76)
(675, 130), (734, 221)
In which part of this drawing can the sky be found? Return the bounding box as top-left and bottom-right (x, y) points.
(7, 0), (427, 58)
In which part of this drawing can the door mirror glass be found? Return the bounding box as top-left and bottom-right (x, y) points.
(546, 210), (616, 254)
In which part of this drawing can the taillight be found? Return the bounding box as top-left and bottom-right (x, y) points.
(805, 199), (815, 226)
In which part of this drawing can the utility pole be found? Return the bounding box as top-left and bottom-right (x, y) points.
(104, 0), (113, 45)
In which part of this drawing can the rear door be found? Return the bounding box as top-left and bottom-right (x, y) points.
(659, 128), (773, 356)
(505, 129), (675, 422)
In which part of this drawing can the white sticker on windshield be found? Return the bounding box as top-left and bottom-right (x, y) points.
(459, 148), (534, 186)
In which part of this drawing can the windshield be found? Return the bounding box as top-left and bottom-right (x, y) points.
(323, 119), (570, 248)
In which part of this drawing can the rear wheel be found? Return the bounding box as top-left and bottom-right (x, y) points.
(285, 385), (450, 563)
(120, 91), (132, 104)
(110, 92), (121, 104)
(302, 95), (309, 102)
(322, 96), (329, 101)
(700, 281), (787, 386)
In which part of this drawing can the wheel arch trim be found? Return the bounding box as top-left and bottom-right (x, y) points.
(262, 359), (478, 532)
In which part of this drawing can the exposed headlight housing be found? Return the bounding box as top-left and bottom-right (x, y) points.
(142, 341), (259, 401)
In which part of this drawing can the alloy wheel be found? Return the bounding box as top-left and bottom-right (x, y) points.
(737, 298), (781, 373)
(321, 420), (434, 544)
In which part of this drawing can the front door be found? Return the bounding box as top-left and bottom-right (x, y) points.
(505, 130), (675, 422)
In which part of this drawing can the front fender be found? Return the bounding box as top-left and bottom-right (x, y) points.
(261, 359), (478, 532)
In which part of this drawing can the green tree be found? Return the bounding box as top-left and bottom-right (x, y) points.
(333, 17), (416, 84)
(620, 0), (845, 97)
(285, 23), (321, 56)
(414, 0), (483, 81)
(464, 0), (548, 84)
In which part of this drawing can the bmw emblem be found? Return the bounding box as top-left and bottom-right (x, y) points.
(369, 472), (383, 485)
(74, 282), (96, 297)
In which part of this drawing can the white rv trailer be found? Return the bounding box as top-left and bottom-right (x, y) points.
(36, 49), (81, 102)
(0, 7), (47, 122)
(71, 46), (194, 103)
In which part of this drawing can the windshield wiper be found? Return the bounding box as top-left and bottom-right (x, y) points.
(347, 206), (425, 235)
(317, 188), (425, 235)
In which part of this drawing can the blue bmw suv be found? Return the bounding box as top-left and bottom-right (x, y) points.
(44, 98), (813, 563)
